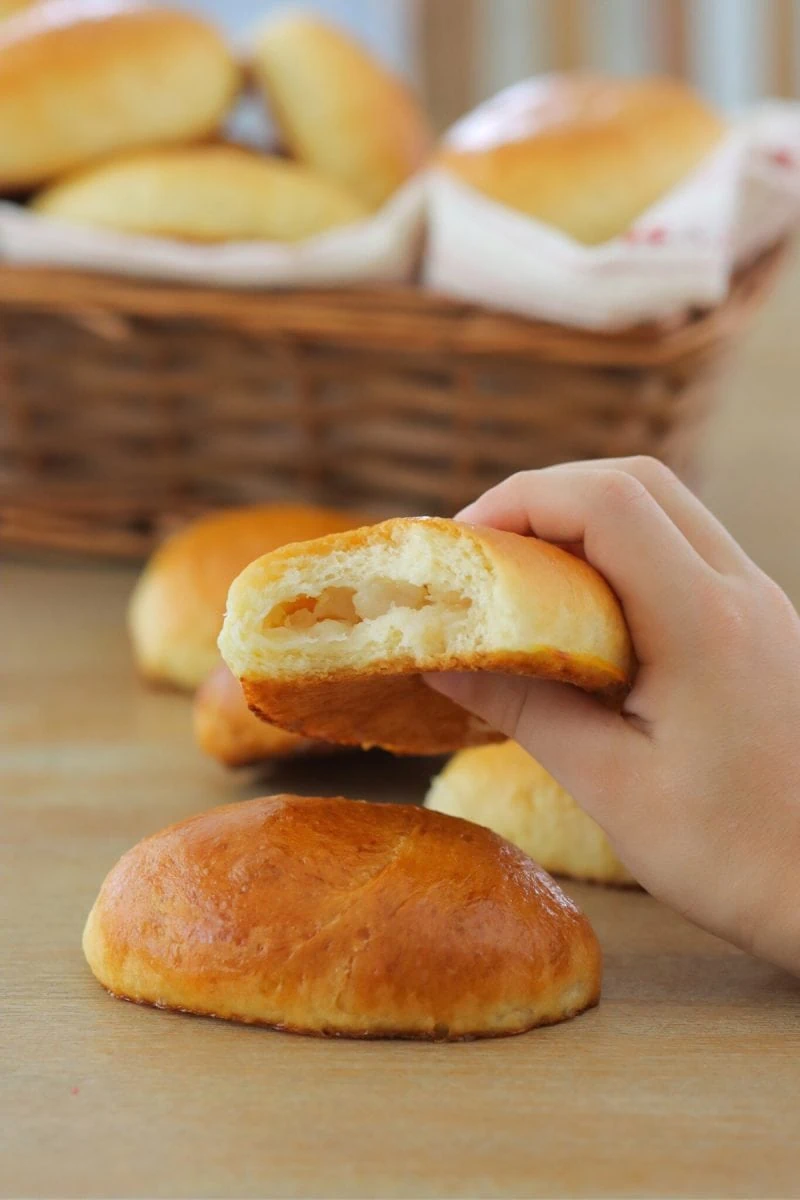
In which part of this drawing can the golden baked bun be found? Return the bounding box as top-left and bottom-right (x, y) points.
(129, 503), (365, 691)
(33, 145), (368, 241)
(250, 13), (432, 210)
(194, 663), (328, 767)
(427, 741), (636, 886)
(218, 517), (634, 755)
(0, 1), (38, 19)
(0, 1), (239, 190)
(83, 794), (602, 1039)
(438, 73), (725, 245)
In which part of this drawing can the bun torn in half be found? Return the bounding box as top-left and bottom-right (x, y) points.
(219, 517), (633, 755)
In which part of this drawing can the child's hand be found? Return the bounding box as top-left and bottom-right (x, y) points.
(427, 458), (800, 974)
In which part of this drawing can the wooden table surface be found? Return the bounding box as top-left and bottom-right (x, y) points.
(4, 259), (800, 1199)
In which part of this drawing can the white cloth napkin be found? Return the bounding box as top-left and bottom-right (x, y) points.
(0, 175), (425, 288)
(425, 101), (800, 330)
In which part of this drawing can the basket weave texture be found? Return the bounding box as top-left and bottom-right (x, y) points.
(0, 244), (786, 559)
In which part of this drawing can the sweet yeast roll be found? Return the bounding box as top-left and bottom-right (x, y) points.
(0, 1), (37, 20)
(218, 517), (634, 755)
(250, 13), (432, 210)
(129, 503), (364, 691)
(0, 0), (239, 190)
(83, 794), (602, 1039)
(194, 663), (328, 767)
(33, 146), (368, 242)
(438, 73), (724, 245)
(427, 741), (636, 886)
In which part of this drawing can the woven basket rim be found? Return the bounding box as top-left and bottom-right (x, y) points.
(0, 239), (788, 368)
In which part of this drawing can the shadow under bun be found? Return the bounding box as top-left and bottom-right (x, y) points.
(219, 517), (634, 755)
(83, 794), (602, 1039)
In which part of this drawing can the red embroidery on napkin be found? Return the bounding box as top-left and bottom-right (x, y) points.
(624, 226), (667, 245)
(769, 148), (795, 169)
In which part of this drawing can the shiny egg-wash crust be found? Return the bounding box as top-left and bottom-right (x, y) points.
(83, 795), (602, 1040)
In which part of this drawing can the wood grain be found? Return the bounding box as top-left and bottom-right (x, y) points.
(3, 255), (800, 1197)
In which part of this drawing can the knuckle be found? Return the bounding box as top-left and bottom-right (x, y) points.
(507, 470), (535, 492)
(700, 580), (750, 641)
(753, 570), (798, 625)
(625, 455), (677, 489)
(594, 469), (650, 514)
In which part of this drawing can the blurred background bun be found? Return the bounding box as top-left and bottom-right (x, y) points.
(426, 741), (636, 886)
(0, 0), (38, 19)
(0, 0), (239, 190)
(193, 663), (329, 766)
(33, 145), (368, 241)
(437, 73), (724, 244)
(128, 503), (365, 691)
(250, 12), (432, 210)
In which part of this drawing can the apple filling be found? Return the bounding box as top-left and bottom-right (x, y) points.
(263, 579), (472, 634)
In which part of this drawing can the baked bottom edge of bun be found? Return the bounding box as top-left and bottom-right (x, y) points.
(239, 648), (624, 755)
(91, 985), (600, 1042)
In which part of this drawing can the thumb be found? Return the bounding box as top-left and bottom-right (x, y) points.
(423, 671), (634, 806)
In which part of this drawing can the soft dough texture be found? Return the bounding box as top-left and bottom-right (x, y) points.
(250, 13), (431, 210)
(129, 503), (364, 691)
(0, 0), (239, 190)
(33, 146), (368, 241)
(218, 517), (634, 755)
(82, 794), (602, 1039)
(194, 662), (327, 766)
(438, 73), (724, 245)
(426, 741), (636, 886)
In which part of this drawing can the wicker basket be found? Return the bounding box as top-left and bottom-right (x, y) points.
(0, 243), (786, 559)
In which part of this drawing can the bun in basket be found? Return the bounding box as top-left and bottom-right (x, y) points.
(250, 13), (431, 210)
(194, 663), (328, 767)
(438, 73), (724, 245)
(218, 517), (634, 755)
(426, 741), (636, 886)
(0, 1), (37, 19)
(129, 503), (364, 691)
(0, 1), (239, 190)
(33, 146), (369, 241)
(82, 794), (602, 1039)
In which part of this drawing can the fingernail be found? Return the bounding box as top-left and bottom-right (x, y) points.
(454, 503), (479, 522)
